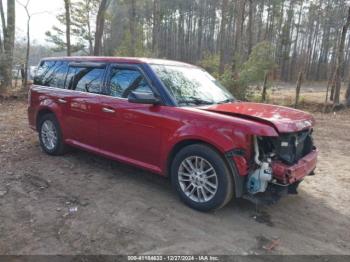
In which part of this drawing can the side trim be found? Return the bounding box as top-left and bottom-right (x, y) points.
(225, 150), (246, 198)
(65, 139), (162, 175)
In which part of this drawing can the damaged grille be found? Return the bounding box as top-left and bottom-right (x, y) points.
(258, 129), (314, 165)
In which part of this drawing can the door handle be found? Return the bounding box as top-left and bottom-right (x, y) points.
(102, 107), (115, 113)
(58, 98), (67, 104)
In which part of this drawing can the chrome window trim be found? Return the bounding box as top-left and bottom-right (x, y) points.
(32, 84), (168, 103)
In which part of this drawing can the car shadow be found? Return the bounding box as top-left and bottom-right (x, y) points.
(58, 148), (350, 254)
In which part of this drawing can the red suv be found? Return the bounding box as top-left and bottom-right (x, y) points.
(28, 57), (317, 211)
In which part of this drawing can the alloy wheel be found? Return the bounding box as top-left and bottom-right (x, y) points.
(178, 156), (218, 203)
(41, 120), (58, 151)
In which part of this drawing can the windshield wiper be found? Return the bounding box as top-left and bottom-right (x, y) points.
(177, 97), (214, 106)
(217, 98), (235, 104)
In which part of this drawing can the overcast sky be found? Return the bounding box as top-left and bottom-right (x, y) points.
(15, 0), (62, 45)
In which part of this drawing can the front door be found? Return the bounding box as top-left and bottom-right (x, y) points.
(98, 64), (163, 172)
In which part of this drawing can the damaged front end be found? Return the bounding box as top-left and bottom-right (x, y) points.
(243, 130), (317, 205)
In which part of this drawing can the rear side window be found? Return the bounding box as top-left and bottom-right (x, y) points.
(66, 66), (104, 94)
(108, 68), (152, 98)
(34, 60), (69, 88)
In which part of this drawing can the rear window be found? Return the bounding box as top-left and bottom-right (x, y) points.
(34, 60), (69, 88)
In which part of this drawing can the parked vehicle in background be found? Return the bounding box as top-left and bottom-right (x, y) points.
(29, 66), (38, 80)
(28, 57), (317, 211)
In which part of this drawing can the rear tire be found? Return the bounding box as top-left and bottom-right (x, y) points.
(171, 144), (234, 211)
(38, 114), (67, 155)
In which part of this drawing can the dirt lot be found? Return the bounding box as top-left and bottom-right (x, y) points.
(0, 98), (350, 255)
(258, 81), (347, 110)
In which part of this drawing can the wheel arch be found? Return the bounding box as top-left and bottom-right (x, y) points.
(36, 108), (55, 131)
(167, 139), (243, 194)
(166, 139), (217, 176)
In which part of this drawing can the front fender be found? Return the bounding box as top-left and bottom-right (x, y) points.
(162, 109), (279, 163)
(167, 124), (248, 153)
(161, 120), (252, 174)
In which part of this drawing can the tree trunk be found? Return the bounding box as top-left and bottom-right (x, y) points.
(197, 0), (204, 61)
(261, 71), (269, 102)
(232, 0), (246, 75)
(86, 4), (93, 55)
(219, 0), (228, 75)
(0, 0), (6, 54)
(256, 0), (264, 42)
(94, 0), (108, 56)
(247, 0), (253, 56)
(178, 5), (185, 60)
(333, 7), (350, 106)
(152, 0), (160, 56)
(208, 1), (216, 54)
(129, 0), (136, 57)
(330, 72), (336, 101)
(305, 2), (321, 80)
(0, 1), (6, 36)
(290, 0), (303, 81)
(345, 80), (350, 106)
(295, 71), (303, 108)
(14, 68), (20, 89)
(342, 34), (350, 79)
(64, 0), (71, 56)
(264, 0), (271, 40)
(24, 16), (30, 89)
(0, 4), (3, 54)
(280, 1), (294, 82)
(325, 67), (334, 105)
(0, 0), (15, 93)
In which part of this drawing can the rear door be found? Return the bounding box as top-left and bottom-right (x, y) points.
(64, 62), (106, 149)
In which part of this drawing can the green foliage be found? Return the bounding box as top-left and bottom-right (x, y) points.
(198, 54), (220, 78)
(71, 0), (99, 49)
(198, 54), (245, 100)
(239, 41), (276, 84)
(45, 0), (99, 54)
(113, 26), (152, 57)
(197, 43), (276, 100)
(219, 69), (247, 100)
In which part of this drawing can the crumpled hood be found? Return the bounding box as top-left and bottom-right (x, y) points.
(201, 102), (315, 133)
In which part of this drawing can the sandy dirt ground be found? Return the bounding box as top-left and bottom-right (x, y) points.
(0, 98), (349, 255)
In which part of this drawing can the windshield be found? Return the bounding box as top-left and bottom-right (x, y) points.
(151, 64), (234, 106)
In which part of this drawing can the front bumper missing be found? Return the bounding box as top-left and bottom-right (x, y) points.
(242, 149), (317, 205)
(271, 149), (318, 184)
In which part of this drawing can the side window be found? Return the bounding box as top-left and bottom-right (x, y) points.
(108, 68), (152, 98)
(65, 67), (78, 90)
(47, 61), (69, 88)
(34, 61), (68, 88)
(66, 67), (104, 94)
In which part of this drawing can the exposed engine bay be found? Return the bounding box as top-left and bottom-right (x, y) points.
(257, 129), (314, 165)
(246, 129), (315, 196)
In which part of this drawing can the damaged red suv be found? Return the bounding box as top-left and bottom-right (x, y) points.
(28, 57), (317, 211)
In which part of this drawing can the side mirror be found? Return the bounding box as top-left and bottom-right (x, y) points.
(128, 91), (160, 105)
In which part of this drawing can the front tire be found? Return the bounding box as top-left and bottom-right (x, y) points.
(38, 114), (67, 155)
(171, 144), (234, 211)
